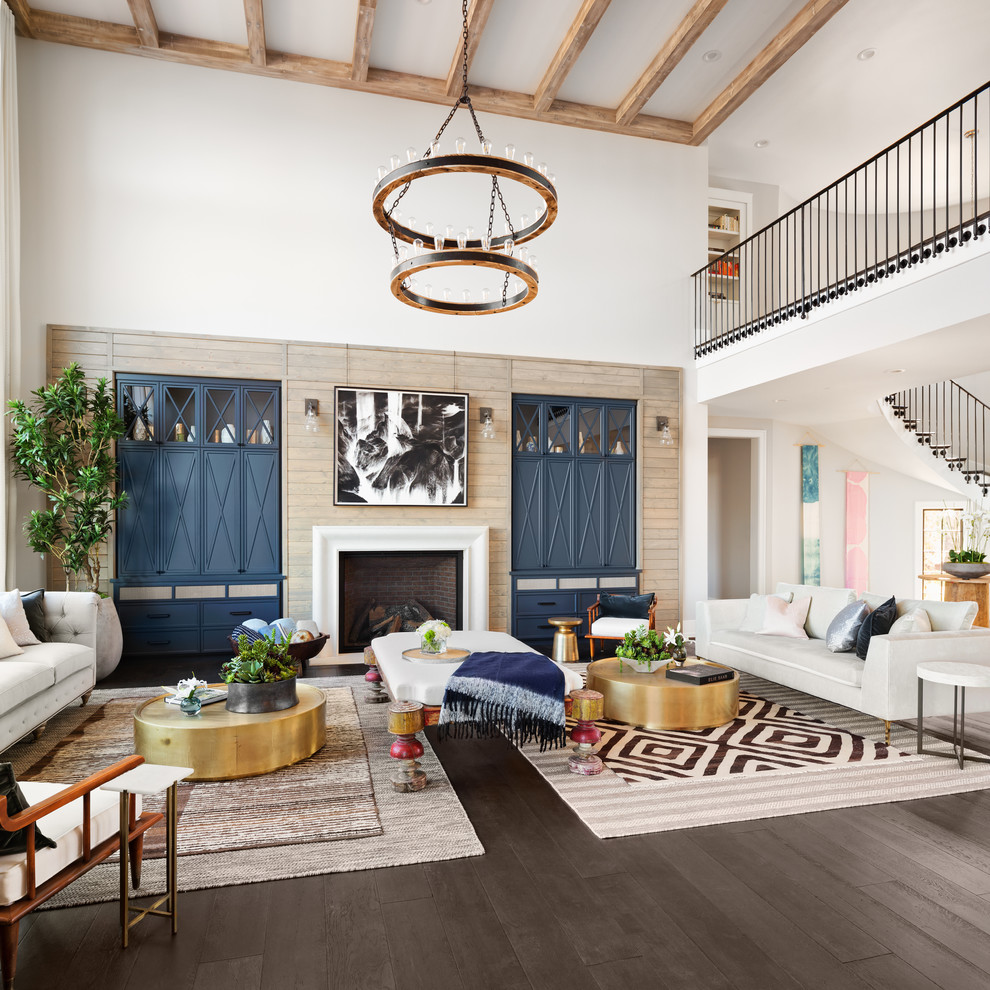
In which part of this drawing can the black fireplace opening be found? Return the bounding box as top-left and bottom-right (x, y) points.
(338, 550), (464, 653)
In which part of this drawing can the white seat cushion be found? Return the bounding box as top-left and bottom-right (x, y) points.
(590, 616), (646, 638)
(711, 630), (865, 688)
(0, 662), (55, 709)
(0, 781), (141, 907)
(17, 642), (93, 683)
(372, 630), (583, 707)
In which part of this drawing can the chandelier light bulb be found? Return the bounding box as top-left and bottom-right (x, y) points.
(390, 154), (401, 170)
(457, 231), (467, 249)
(413, 238), (423, 255)
(406, 147), (417, 163)
(377, 165), (387, 181)
(455, 136), (467, 154)
(482, 140), (492, 154)
(520, 214), (530, 229)
(482, 287), (490, 302)
(505, 143), (516, 159)
(466, 225), (475, 241)
(528, 255), (537, 270)
(523, 152), (534, 167)
(548, 172), (556, 185)
(480, 233), (491, 251)
(462, 289), (471, 303)
(430, 141), (440, 157)
(425, 221), (434, 236)
(393, 209), (403, 223)
(408, 216), (416, 228)
(424, 283), (432, 296)
(434, 235), (444, 252)
(398, 246), (408, 261)
(445, 224), (454, 240)
(539, 162), (548, 176)
(503, 238), (514, 257)
(443, 287), (452, 301)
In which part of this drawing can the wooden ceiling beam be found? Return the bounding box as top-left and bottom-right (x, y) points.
(534, 0), (612, 114)
(27, 9), (694, 144)
(350, 0), (376, 83)
(691, 0), (851, 145)
(243, 0), (266, 67)
(444, 0), (494, 98)
(5, 0), (36, 38)
(616, 0), (729, 126)
(125, 0), (159, 49)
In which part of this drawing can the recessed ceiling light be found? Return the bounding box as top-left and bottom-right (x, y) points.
(754, 139), (769, 149)
(857, 47), (876, 61)
(701, 50), (722, 63)
(885, 368), (906, 374)
(773, 398), (788, 403)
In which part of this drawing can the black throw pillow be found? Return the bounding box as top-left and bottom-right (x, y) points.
(599, 592), (654, 619)
(20, 590), (50, 643)
(0, 764), (57, 855)
(855, 596), (897, 661)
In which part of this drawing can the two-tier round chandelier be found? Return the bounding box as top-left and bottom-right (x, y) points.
(372, 0), (558, 316)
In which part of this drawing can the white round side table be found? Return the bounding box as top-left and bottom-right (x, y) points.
(916, 661), (990, 769)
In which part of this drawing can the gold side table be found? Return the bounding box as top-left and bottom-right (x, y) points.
(548, 617), (582, 663)
(586, 658), (739, 730)
(134, 683), (326, 780)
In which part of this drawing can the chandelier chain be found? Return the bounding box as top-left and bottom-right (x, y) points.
(460, 0), (470, 101)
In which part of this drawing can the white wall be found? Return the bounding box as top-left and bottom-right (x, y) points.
(13, 40), (712, 616)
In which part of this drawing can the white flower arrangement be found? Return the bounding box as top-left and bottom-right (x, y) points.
(175, 676), (208, 698)
(417, 619), (451, 641)
(946, 500), (990, 562)
(662, 622), (687, 660)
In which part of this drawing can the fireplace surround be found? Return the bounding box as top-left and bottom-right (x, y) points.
(312, 526), (489, 654)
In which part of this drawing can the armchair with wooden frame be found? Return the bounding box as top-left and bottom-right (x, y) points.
(0, 755), (160, 990)
(585, 593), (658, 659)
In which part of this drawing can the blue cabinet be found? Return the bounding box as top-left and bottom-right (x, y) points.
(510, 394), (638, 646)
(115, 375), (283, 654)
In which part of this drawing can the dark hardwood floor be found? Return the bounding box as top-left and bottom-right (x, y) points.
(13, 665), (990, 989)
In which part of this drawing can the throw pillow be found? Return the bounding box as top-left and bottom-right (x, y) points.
(0, 618), (24, 660)
(0, 764), (57, 855)
(825, 600), (871, 653)
(756, 596), (811, 639)
(598, 592), (653, 619)
(855, 595), (897, 660)
(0, 590), (40, 647)
(20, 590), (50, 643)
(890, 607), (932, 635)
(739, 591), (794, 633)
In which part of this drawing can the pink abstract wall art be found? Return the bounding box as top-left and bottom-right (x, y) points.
(845, 471), (869, 595)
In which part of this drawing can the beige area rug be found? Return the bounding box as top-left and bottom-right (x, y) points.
(7, 676), (483, 907)
(516, 672), (990, 838)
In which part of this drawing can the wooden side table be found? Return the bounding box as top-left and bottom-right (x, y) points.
(917, 661), (990, 768)
(548, 617), (582, 663)
(101, 763), (193, 947)
(918, 572), (990, 627)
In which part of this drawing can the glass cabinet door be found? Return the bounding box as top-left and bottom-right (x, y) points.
(163, 384), (197, 443)
(243, 388), (278, 446)
(205, 387), (237, 444)
(121, 383), (155, 441)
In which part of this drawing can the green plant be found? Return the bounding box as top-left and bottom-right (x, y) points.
(616, 624), (671, 672)
(221, 633), (297, 684)
(6, 363), (126, 592)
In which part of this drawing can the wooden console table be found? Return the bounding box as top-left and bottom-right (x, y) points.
(918, 573), (990, 628)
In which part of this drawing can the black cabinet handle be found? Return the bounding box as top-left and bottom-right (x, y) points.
(230, 610), (252, 616)
(537, 624), (554, 630)
(146, 613), (171, 619)
(537, 601), (556, 606)
(147, 640), (171, 646)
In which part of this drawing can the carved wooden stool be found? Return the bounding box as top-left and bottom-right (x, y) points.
(364, 646), (389, 704)
(388, 701), (428, 792)
(568, 689), (605, 775)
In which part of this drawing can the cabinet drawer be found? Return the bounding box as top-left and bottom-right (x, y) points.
(117, 602), (199, 627)
(514, 616), (560, 640)
(202, 626), (241, 654)
(202, 599), (279, 626)
(514, 592), (577, 616)
(123, 628), (201, 655)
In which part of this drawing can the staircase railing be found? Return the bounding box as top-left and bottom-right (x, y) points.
(695, 81), (990, 358)
(885, 381), (989, 496)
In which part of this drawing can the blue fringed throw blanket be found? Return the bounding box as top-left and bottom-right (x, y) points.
(438, 652), (566, 751)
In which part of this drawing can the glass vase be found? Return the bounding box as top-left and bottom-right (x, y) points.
(420, 635), (447, 655)
(180, 696), (202, 717)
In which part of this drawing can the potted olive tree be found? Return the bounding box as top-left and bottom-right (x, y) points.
(7, 363), (127, 678)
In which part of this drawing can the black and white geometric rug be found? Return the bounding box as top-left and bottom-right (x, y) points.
(515, 672), (990, 838)
(593, 691), (904, 785)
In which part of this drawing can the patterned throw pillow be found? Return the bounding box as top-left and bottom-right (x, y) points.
(825, 600), (871, 653)
(0, 590), (40, 647)
(756, 596), (811, 639)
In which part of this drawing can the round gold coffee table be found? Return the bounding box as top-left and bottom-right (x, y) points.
(134, 683), (327, 781)
(586, 659), (739, 730)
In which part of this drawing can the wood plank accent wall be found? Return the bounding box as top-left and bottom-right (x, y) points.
(47, 325), (681, 632)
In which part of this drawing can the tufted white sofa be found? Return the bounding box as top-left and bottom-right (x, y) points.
(0, 592), (99, 752)
(696, 582), (990, 738)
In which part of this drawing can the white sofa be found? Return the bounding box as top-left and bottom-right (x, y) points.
(0, 592), (99, 752)
(696, 582), (990, 735)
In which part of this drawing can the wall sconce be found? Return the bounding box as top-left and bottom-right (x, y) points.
(480, 407), (496, 440)
(657, 415), (674, 446)
(305, 398), (320, 433)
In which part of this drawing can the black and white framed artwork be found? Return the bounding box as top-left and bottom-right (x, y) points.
(334, 387), (469, 506)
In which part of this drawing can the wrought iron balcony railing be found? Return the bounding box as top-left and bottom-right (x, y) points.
(695, 82), (990, 359)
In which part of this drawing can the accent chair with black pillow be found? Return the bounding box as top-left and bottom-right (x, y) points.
(586, 592), (657, 659)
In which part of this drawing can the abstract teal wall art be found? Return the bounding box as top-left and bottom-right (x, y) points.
(801, 444), (821, 585)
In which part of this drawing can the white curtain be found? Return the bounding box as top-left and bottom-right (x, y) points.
(0, 5), (19, 590)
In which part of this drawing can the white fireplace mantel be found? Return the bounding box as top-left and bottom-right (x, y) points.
(313, 525), (489, 653)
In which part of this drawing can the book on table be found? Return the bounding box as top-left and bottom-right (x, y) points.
(163, 687), (228, 706)
(665, 665), (734, 686)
